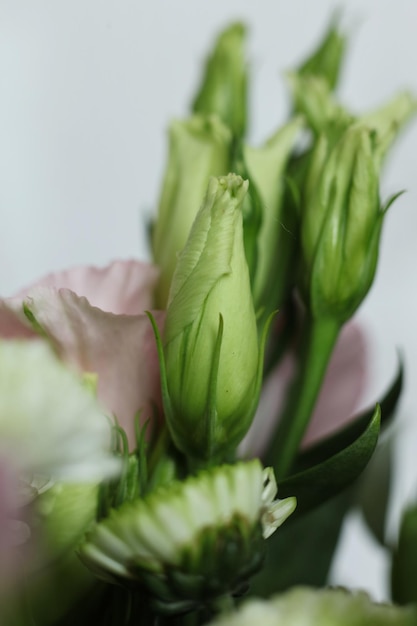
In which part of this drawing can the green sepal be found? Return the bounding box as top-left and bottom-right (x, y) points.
(382, 189), (406, 214)
(97, 421), (149, 520)
(248, 310), (277, 418)
(278, 405), (381, 517)
(204, 314), (224, 461)
(232, 142), (263, 289)
(263, 296), (298, 380)
(145, 311), (173, 426)
(23, 301), (48, 337)
(142, 520), (265, 615)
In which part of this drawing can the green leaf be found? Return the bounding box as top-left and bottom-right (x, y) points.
(278, 405), (381, 517)
(251, 404), (382, 596)
(392, 505), (417, 605)
(356, 435), (393, 546)
(252, 361), (403, 597)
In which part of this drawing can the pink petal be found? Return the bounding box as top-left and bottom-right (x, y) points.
(240, 351), (296, 458)
(15, 259), (159, 316)
(0, 302), (36, 339)
(24, 288), (164, 447)
(302, 322), (368, 448)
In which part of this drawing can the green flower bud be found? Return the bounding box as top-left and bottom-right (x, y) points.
(152, 115), (232, 307)
(158, 174), (265, 461)
(297, 13), (347, 90)
(206, 587), (416, 626)
(80, 461), (296, 614)
(243, 117), (303, 309)
(300, 125), (392, 322)
(287, 72), (352, 139)
(392, 504), (417, 605)
(192, 23), (247, 138)
(290, 62), (416, 159)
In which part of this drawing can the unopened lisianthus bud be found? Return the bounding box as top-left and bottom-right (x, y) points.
(152, 115), (232, 307)
(297, 14), (346, 90)
(192, 23), (247, 138)
(161, 174), (263, 461)
(299, 125), (392, 323)
(287, 72), (352, 140)
(243, 117), (303, 309)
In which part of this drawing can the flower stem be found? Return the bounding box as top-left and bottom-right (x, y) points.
(264, 315), (340, 478)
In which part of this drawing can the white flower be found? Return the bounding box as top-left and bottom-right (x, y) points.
(80, 460), (295, 610)
(0, 339), (120, 482)
(206, 587), (416, 626)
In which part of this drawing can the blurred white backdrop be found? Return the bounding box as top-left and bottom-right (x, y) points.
(2, 0), (417, 601)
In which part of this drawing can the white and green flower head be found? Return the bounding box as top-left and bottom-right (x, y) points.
(152, 114), (232, 307)
(79, 460), (296, 613)
(152, 173), (267, 462)
(206, 587), (416, 626)
(0, 339), (119, 482)
(0, 339), (120, 602)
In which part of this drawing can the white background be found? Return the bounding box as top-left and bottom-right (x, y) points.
(2, 0), (417, 601)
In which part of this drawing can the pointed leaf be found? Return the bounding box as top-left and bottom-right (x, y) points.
(250, 489), (352, 596)
(278, 406), (381, 517)
(356, 435), (393, 545)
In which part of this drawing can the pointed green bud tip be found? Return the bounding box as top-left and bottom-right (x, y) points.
(359, 91), (417, 170)
(300, 125), (395, 322)
(206, 587), (416, 626)
(161, 173), (262, 460)
(152, 114), (232, 307)
(79, 461), (296, 611)
(192, 22), (247, 138)
(297, 12), (347, 91)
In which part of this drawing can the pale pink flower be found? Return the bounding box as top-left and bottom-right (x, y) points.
(0, 259), (164, 446)
(1, 259), (367, 461)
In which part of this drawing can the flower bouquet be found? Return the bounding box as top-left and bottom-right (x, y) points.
(1, 15), (417, 626)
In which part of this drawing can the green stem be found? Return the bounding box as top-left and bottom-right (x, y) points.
(264, 315), (340, 478)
